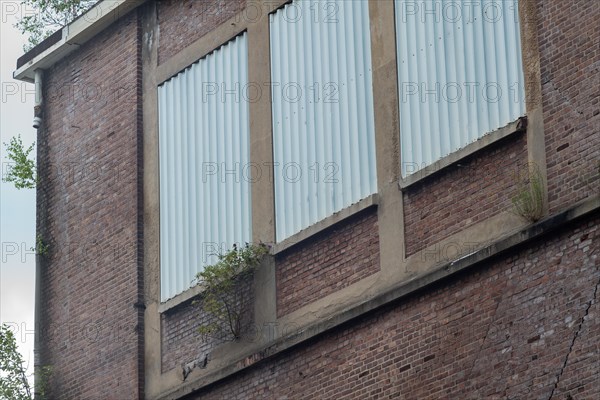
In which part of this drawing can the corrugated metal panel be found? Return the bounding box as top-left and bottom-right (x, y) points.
(395, 0), (526, 177)
(158, 33), (251, 301)
(270, 0), (377, 242)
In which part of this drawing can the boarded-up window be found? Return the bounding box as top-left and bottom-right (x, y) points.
(270, 0), (377, 242)
(158, 33), (251, 301)
(395, 0), (526, 177)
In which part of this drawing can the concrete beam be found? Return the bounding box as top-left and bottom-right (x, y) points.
(14, 0), (148, 82)
(158, 195), (599, 399)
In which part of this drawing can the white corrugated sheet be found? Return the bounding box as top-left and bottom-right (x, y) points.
(395, 0), (526, 177)
(270, 0), (377, 242)
(158, 33), (251, 301)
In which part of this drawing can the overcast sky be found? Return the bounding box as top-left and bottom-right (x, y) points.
(1, 2), (37, 378)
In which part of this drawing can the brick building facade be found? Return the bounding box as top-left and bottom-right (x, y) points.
(13, 0), (598, 399)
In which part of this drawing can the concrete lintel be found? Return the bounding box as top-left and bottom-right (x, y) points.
(157, 283), (206, 314)
(153, 0), (291, 87)
(155, 4), (253, 85)
(156, 194), (599, 400)
(261, 0), (291, 13)
(271, 194), (379, 254)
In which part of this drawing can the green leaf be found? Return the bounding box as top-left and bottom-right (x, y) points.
(195, 243), (269, 340)
(511, 165), (545, 222)
(0, 324), (31, 399)
(2, 135), (37, 190)
(15, 0), (96, 51)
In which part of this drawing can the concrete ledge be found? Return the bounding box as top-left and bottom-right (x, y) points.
(271, 194), (379, 255)
(158, 283), (206, 314)
(399, 117), (527, 189)
(158, 195), (599, 399)
(14, 0), (148, 82)
(159, 260), (271, 314)
(156, 21), (247, 85)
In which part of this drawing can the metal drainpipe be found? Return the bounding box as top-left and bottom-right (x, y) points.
(33, 69), (43, 129)
(33, 68), (43, 396)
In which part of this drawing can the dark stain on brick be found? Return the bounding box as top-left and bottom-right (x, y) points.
(556, 143), (570, 152)
(527, 335), (540, 344)
(581, 233), (589, 241)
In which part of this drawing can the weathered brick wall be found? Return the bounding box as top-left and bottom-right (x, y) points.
(161, 274), (255, 373)
(540, 0), (600, 213)
(36, 11), (143, 399)
(162, 301), (216, 374)
(188, 214), (599, 400)
(157, 0), (246, 64)
(276, 208), (380, 317)
(30, 0), (600, 398)
(403, 134), (529, 256)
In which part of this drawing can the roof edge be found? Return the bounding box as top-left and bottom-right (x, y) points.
(13, 0), (148, 82)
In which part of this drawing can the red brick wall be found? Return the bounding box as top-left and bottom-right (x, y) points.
(276, 208), (380, 317)
(187, 214), (599, 400)
(540, 0), (600, 213)
(403, 134), (529, 256)
(162, 301), (216, 373)
(161, 274), (255, 373)
(157, 0), (246, 64)
(37, 10), (143, 399)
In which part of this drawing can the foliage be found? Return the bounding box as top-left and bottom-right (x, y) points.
(194, 243), (269, 341)
(0, 324), (31, 400)
(15, 0), (96, 51)
(30, 234), (49, 257)
(35, 366), (53, 400)
(511, 165), (545, 222)
(0, 325), (53, 399)
(2, 136), (37, 190)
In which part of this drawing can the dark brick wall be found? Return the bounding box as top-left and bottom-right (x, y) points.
(540, 0), (600, 213)
(37, 10), (143, 399)
(276, 208), (380, 317)
(31, 0), (600, 398)
(161, 273), (255, 373)
(162, 301), (215, 374)
(187, 214), (599, 400)
(157, 0), (246, 64)
(403, 133), (529, 256)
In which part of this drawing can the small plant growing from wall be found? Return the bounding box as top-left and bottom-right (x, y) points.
(194, 243), (269, 341)
(511, 164), (545, 222)
(31, 234), (50, 257)
(34, 365), (53, 400)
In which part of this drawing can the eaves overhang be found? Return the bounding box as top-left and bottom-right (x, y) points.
(13, 0), (148, 83)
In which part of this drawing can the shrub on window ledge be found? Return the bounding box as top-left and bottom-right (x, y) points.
(512, 165), (545, 223)
(194, 243), (269, 341)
